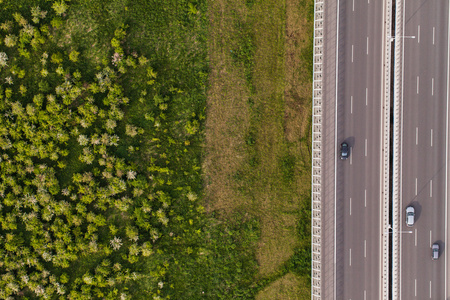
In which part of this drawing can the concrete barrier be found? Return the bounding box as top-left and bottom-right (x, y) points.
(391, 0), (404, 299)
(312, 1), (325, 299)
(381, 1), (393, 299)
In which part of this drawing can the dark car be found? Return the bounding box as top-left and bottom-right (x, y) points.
(340, 142), (349, 160)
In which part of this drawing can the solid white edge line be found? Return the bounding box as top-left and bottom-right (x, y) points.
(445, 1), (449, 297)
(380, 1), (388, 298)
(334, 1), (340, 299)
(399, 0), (407, 298)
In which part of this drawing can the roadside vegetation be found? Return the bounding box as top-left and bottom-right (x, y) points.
(204, 0), (314, 298)
(0, 0), (313, 299)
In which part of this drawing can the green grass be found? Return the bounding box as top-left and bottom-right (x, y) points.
(164, 213), (261, 299)
(0, 0), (212, 298)
(0, 0), (313, 298)
(204, 0), (313, 298)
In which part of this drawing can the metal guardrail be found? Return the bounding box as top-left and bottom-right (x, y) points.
(382, 1), (393, 299)
(391, 0), (404, 299)
(311, 0), (324, 299)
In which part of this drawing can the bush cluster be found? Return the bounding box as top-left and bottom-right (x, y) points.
(0, 2), (206, 299)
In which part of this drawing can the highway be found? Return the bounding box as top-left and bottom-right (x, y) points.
(335, 0), (386, 299)
(399, 0), (449, 299)
(315, 1), (450, 299)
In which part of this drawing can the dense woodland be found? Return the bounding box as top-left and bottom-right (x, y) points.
(0, 1), (230, 299)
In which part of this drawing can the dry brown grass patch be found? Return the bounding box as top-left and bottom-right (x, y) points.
(256, 208), (299, 275)
(204, 0), (312, 295)
(256, 272), (310, 300)
(284, 0), (313, 143)
(203, 0), (252, 216)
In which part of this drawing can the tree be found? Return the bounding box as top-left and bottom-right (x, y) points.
(4, 34), (18, 47)
(0, 52), (7, 67)
(0, 3), (210, 297)
(110, 237), (123, 251)
(69, 50), (79, 62)
(52, 1), (68, 16)
(31, 6), (48, 24)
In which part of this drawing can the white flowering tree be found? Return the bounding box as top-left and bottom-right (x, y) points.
(110, 236), (123, 251)
(0, 52), (7, 67)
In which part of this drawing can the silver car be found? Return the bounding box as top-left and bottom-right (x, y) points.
(405, 206), (415, 227)
(432, 243), (439, 260)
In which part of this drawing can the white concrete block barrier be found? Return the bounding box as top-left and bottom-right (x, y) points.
(312, 0), (324, 299)
(381, 1), (393, 299)
(391, 0), (404, 299)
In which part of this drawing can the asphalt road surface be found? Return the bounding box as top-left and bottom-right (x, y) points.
(399, 1), (449, 299)
(335, 0), (385, 299)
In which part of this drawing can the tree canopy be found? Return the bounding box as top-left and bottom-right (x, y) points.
(0, 1), (210, 299)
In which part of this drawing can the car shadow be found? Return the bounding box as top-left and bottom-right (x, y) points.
(434, 240), (444, 257)
(407, 201), (422, 222)
(341, 137), (355, 159)
(345, 136), (355, 148)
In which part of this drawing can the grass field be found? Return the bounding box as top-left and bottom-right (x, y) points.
(204, 0), (314, 298)
(0, 0), (313, 298)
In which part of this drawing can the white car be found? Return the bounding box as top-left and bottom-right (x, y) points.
(432, 243), (439, 260)
(405, 206), (415, 227)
